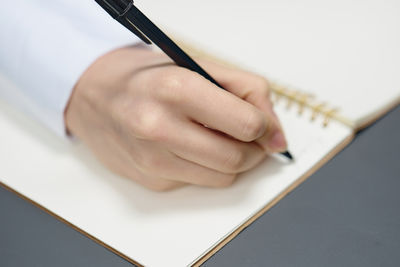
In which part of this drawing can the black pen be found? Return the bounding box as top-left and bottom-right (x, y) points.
(95, 0), (293, 160)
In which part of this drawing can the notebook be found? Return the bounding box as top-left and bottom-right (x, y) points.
(0, 0), (399, 266)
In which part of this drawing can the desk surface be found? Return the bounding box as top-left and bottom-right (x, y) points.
(1, 105), (399, 267)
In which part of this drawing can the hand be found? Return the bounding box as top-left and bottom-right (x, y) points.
(65, 46), (287, 191)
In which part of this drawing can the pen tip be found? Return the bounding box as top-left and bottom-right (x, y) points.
(280, 150), (294, 161)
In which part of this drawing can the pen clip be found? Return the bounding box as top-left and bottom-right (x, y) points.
(96, 0), (152, 44)
(117, 1), (152, 44)
(122, 16), (152, 44)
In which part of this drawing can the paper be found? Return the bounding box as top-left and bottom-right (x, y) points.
(0, 94), (352, 266)
(5, 0), (396, 264)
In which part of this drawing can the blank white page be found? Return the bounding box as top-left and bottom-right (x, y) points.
(138, 0), (400, 127)
(0, 76), (351, 266)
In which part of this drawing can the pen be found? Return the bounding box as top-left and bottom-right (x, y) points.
(95, 0), (293, 160)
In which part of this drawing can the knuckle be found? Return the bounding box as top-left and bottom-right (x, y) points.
(224, 149), (247, 172)
(241, 109), (266, 141)
(255, 76), (270, 92)
(130, 106), (167, 141)
(162, 72), (184, 91)
(157, 70), (187, 103)
(249, 76), (270, 97)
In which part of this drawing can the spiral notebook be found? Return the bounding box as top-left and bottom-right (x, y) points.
(0, 0), (399, 266)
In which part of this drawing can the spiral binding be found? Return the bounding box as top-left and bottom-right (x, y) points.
(269, 83), (339, 127)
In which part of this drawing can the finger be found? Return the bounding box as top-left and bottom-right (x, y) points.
(138, 150), (239, 188)
(128, 168), (186, 192)
(88, 134), (185, 192)
(196, 60), (288, 152)
(165, 119), (266, 174)
(155, 67), (270, 142)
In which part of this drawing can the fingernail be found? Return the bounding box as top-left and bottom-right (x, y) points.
(269, 130), (287, 152)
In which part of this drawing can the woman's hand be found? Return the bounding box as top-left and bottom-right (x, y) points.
(65, 46), (287, 191)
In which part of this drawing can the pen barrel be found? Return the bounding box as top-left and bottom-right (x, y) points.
(124, 6), (224, 89)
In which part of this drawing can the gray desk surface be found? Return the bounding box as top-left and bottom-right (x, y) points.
(1, 105), (399, 267)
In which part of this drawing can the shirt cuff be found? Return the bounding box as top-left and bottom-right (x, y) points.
(31, 30), (140, 138)
(1, 0), (141, 138)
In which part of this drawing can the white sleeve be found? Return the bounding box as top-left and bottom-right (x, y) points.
(0, 0), (140, 137)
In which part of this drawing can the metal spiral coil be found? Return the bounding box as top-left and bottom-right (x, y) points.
(270, 83), (338, 127)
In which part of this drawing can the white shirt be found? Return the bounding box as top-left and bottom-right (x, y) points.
(0, 0), (139, 136)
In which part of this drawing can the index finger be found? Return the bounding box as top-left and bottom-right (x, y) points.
(167, 67), (269, 142)
(196, 60), (288, 152)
